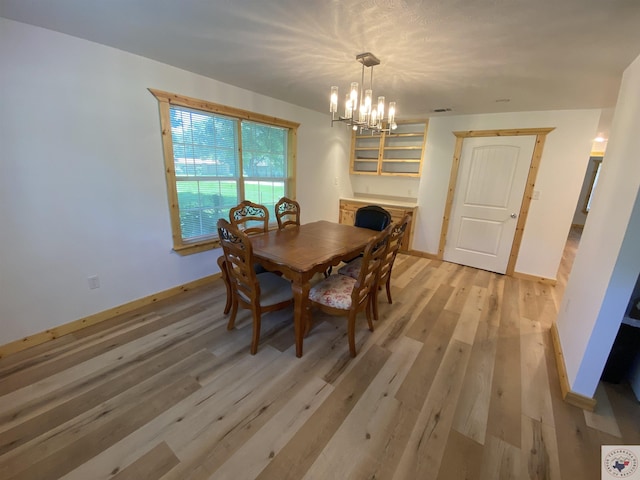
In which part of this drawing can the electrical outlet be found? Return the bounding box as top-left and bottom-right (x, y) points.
(334, 176), (338, 186)
(87, 275), (100, 290)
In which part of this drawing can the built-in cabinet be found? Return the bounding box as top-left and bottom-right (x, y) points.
(624, 273), (640, 400)
(339, 198), (417, 252)
(350, 121), (428, 177)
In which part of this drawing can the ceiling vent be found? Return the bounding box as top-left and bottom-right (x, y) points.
(433, 108), (452, 113)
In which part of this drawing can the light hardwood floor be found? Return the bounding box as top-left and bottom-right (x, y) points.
(1, 228), (638, 480)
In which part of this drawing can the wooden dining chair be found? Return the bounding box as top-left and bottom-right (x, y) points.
(229, 200), (269, 235)
(218, 200), (271, 313)
(217, 219), (294, 355)
(218, 255), (232, 315)
(308, 228), (390, 357)
(275, 196), (301, 230)
(338, 215), (410, 320)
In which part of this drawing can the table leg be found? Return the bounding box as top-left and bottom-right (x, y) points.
(291, 278), (310, 358)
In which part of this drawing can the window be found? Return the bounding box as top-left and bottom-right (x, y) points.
(150, 89), (299, 254)
(583, 156), (603, 214)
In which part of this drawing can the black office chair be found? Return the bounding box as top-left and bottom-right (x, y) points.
(327, 205), (392, 276)
(354, 205), (392, 231)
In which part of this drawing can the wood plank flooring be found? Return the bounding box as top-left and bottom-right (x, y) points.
(1, 229), (638, 479)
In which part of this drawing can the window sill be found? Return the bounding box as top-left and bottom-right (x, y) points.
(173, 238), (221, 256)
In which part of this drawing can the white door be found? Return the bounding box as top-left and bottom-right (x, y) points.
(444, 136), (536, 274)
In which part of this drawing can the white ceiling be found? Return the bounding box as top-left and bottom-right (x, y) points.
(2, 0), (640, 138)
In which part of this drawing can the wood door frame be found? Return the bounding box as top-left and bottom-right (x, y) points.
(438, 127), (555, 276)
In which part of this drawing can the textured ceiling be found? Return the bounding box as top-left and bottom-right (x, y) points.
(2, 0), (640, 137)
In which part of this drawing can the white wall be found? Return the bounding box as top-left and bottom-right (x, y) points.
(556, 51), (640, 398)
(409, 110), (600, 280)
(350, 174), (421, 201)
(0, 19), (349, 345)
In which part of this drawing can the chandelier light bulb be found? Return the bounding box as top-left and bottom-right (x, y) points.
(359, 102), (368, 123)
(349, 82), (359, 107)
(344, 94), (352, 119)
(330, 86), (338, 113)
(363, 89), (372, 114)
(370, 108), (378, 127)
(388, 101), (396, 126)
(377, 96), (385, 120)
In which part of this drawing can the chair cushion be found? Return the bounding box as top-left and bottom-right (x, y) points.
(338, 257), (362, 280)
(256, 272), (293, 306)
(309, 274), (356, 310)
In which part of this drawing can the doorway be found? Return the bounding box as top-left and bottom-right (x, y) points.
(443, 136), (535, 273)
(438, 128), (554, 275)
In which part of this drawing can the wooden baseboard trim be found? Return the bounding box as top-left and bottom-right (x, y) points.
(0, 274), (220, 359)
(406, 253), (557, 283)
(512, 271), (557, 286)
(549, 322), (597, 411)
(564, 390), (597, 412)
(406, 249), (439, 260)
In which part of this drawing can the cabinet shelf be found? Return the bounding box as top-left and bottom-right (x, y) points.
(386, 133), (423, 138)
(382, 159), (421, 163)
(350, 121), (427, 177)
(384, 146), (422, 150)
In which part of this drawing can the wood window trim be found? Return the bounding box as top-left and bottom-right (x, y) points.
(148, 88), (299, 255)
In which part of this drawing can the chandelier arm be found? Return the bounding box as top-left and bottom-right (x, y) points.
(360, 62), (365, 113)
(370, 66), (374, 94)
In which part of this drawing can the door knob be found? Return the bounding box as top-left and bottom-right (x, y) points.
(510, 213), (518, 219)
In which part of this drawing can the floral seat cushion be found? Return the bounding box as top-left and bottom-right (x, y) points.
(309, 274), (356, 309)
(337, 257), (362, 280)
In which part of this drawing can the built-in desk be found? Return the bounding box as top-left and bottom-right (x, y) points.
(339, 197), (417, 252)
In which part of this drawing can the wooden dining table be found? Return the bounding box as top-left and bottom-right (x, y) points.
(249, 220), (379, 357)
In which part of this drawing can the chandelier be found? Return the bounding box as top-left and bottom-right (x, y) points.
(329, 52), (397, 135)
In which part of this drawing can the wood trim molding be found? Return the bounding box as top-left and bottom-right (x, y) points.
(453, 127), (555, 138)
(0, 274), (221, 359)
(550, 322), (597, 412)
(511, 271), (557, 285)
(148, 88), (300, 130)
(407, 249), (440, 260)
(505, 133), (548, 275)
(438, 135), (464, 259)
